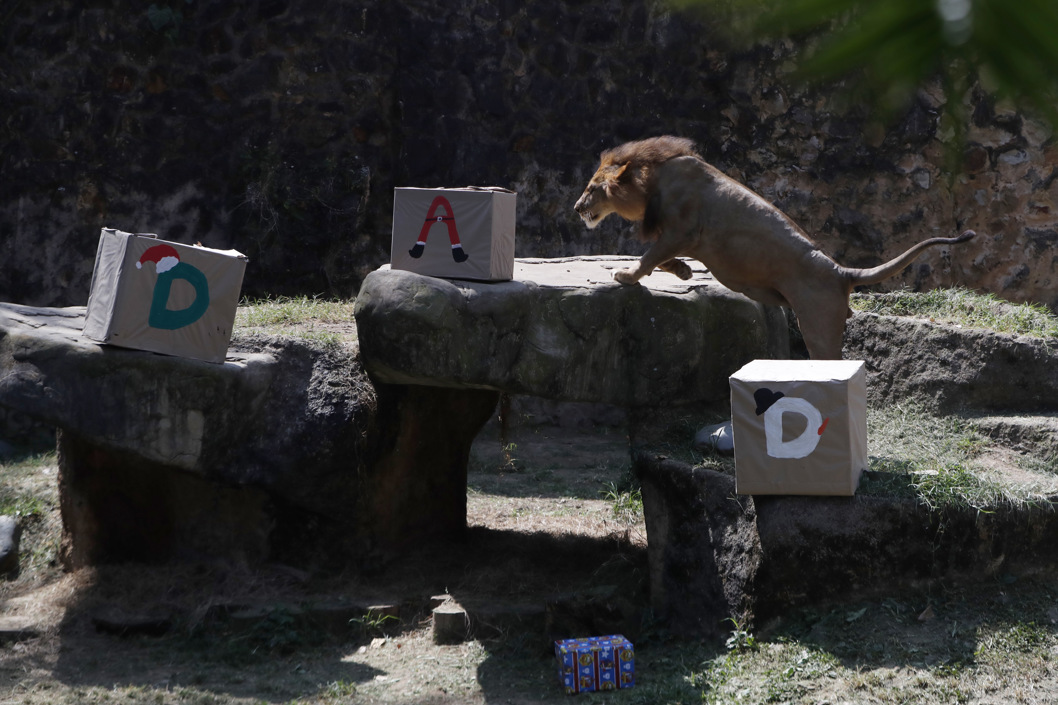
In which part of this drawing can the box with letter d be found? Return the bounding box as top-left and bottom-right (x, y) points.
(730, 360), (867, 496)
(82, 228), (247, 363)
(391, 186), (516, 281)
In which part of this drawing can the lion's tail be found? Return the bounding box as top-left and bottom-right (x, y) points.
(845, 229), (976, 287)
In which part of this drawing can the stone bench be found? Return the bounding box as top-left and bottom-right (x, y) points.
(352, 257), (789, 551)
(353, 256), (789, 404)
(0, 302), (381, 566)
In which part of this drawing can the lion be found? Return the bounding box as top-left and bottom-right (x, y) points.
(574, 135), (975, 360)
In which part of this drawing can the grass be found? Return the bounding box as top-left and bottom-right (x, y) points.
(236, 295), (354, 327)
(690, 642), (841, 704)
(0, 450), (63, 584)
(850, 287), (1058, 338)
(601, 481), (644, 525)
(0, 452), (54, 520)
(861, 399), (1053, 511)
(695, 586), (1058, 703)
(0, 491), (47, 521)
(234, 295), (357, 345)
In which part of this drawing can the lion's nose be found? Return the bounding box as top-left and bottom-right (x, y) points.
(573, 198), (586, 213)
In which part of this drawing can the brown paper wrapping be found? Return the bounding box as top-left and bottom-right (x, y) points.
(730, 360), (867, 496)
(82, 229), (247, 363)
(390, 187), (516, 281)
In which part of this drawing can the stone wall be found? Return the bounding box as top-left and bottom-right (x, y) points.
(2, 1), (1056, 309)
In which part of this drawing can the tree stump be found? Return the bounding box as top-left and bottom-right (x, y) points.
(432, 602), (469, 645)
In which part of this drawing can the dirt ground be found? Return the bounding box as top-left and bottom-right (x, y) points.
(3, 392), (1058, 704)
(0, 402), (659, 704)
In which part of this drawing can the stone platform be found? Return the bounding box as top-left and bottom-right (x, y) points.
(0, 302), (376, 566)
(353, 257), (790, 556)
(0, 257), (790, 566)
(636, 452), (1058, 641)
(354, 257), (789, 406)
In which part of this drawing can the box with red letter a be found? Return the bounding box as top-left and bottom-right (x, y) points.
(390, 186), (516, 281)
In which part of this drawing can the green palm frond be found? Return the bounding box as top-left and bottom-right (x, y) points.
(678, 0), (1058, 128)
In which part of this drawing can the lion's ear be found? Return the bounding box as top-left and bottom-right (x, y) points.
(603, 163), (628, 195)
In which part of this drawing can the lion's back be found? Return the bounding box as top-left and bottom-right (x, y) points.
(652, 156), (812, 247)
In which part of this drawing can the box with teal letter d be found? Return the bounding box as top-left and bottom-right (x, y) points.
(82, 228), (247, 363)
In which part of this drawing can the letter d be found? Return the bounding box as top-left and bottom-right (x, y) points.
(763, 397), (824, 459)
(148, 262), (211, 330)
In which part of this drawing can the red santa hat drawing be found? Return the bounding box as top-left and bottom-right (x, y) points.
(136, 244), (181, 274)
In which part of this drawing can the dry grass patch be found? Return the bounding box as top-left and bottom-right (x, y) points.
(234, 295), (358, 345)
(851, 287), (1058, 339)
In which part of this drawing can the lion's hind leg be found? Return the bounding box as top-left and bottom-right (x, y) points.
(786, 289), (850, 361)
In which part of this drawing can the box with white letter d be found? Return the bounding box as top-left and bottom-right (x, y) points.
(730, 360), (867, 496)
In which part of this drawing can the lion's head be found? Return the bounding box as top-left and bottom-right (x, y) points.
(573, 162), (631, 229)
(574, 136), (700, 229)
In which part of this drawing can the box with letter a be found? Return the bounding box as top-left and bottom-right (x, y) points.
(730, 359), (867, 496)
(82, 228), (247, 363)
(390, 186), (516, 281)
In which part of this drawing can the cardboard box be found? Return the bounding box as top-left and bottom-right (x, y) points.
(555, 635), (635, 694)
(391, 186), (516, 281)
(730, 360), (867, 496)
(82, 228), (247, 363)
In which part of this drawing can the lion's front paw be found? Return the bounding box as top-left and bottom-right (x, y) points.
(663, 260), (693, 280)
(613, 269), (639, 285)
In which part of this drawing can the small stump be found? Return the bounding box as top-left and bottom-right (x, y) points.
(432, 600), (469, 645)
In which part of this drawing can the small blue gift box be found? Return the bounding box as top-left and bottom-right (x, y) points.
(554, 634), (635, 694)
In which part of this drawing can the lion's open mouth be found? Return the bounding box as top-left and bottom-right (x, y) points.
(580, 210), (601, 229)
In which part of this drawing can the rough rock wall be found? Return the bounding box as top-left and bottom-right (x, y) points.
(1, 1), (1055, 308)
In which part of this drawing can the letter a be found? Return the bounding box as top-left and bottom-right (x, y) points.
(408, 195), (469, 262)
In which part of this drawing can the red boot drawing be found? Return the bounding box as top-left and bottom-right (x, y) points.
(408, 195), (469, 262)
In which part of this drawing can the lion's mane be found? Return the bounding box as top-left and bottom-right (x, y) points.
(600, 135), (701, 199)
